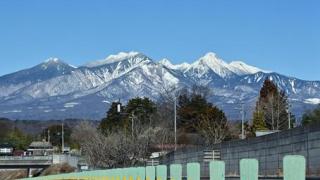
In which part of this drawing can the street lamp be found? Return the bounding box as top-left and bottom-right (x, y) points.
(116, 102), (139, 138)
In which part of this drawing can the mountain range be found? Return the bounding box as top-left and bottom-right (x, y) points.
(0, 52), (319, 120)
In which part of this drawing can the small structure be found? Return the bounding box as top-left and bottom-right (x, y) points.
(0, 143), (14, 156)
(62, 145), (71, 154)
(77, 159), (89, 171)
(27, 141), (53, 156)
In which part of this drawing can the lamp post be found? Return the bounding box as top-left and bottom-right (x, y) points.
(117, 103), (136, 137)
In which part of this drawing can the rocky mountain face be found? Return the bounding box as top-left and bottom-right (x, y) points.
(0, 52), (319, 120)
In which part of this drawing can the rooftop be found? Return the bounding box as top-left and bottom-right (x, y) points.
(29, 141), (52, 148)
(0, 143), (14, 148)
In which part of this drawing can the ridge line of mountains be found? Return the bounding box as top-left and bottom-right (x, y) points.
(0, 51), (319, 120)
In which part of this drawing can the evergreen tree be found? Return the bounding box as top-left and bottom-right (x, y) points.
(7, 127), (32, 150)
(253, 78), (293, 131)
(99, 98), (156, 136)
(125, 97), (156, 126)
(302, 105), (320, 125)
(252, 111), (267, 131)
(177, 91), (212, 132)
(99, 102), (125, 135)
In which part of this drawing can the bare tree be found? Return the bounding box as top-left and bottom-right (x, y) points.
(71, 121), (161, 168)
(195, 106), (229, 145)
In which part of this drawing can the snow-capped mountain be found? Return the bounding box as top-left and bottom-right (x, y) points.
(85, 51), (141, 67)
(0, 51), (319, 120)
(159, 58), (190, 71)
(228, 61), (268, 75)
(187, 52), (235, 78)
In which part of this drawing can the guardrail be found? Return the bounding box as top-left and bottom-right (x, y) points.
(0, 156), (53, 161)
(21, 155), (307, 180)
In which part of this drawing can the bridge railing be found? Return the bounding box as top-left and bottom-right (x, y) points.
(21, 155), (307, 180)
(0, 156), (53, 161)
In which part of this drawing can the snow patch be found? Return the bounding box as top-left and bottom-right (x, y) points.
(3, 110), (22, 113)
(64, 102), (80, 108)
(45, 57), (60, 63)
(304, 98), (320, 105)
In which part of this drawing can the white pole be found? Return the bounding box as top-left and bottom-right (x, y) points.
(241, 104), (245, 140)
(287, 105), (291, 129)
(47, 129), (50, 143)
(61, 122), (64, 153)
(289, 113), (291, 129)
(174, 98), (177, 150)
(288, 105), (291, 129)
(131, 112), (134, 137)
(117, 104), (121, 113)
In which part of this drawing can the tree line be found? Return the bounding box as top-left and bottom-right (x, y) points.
(72, 78), (320, 168)
(1, 77), (319, 167)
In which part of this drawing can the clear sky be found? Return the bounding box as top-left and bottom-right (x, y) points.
(0, 0), (319, 80)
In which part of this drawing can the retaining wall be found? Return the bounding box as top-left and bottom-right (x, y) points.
(159, 123), (320, 177)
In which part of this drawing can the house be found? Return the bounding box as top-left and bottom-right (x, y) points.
(0, 143), (14, 156)
(27, 141), (53, 156)
(13, 149), (26, 156)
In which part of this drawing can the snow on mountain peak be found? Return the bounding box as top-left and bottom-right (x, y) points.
(198, 52), (229, 67)
(184, 52), (270, 77)
(41, 57), (77, 69)
(190, 52), (234, 77)
(45, 57), (62, 63)
(85, 51), (141, 67)
(229, 61), (265, 75)
(203, 52), (218, 58)
(106, 51), (140, 62)
(159, 58), (174, 68)
(159, 58), (190, 71)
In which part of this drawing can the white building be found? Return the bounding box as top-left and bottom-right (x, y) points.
(0, 143), (14, 156)
(27, 141), (53, 156)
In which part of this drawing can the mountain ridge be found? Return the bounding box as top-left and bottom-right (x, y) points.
(0, 51), (319, 120)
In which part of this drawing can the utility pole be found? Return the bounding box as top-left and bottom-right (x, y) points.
(174, 97), (177, 151)
(241, 103), (245, 140)
(47, 129), (50, 143)
(61, 122), (64, 154)
(288, 113), (291, 129)
(288, 105), (291, 129)
(131, 111), (134, 137)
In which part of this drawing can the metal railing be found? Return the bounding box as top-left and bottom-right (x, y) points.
(0, 155), (53, 161)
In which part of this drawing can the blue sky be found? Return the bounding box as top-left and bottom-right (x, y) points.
(0, 0), (319, 80)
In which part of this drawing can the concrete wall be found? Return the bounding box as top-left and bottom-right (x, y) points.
(159, 123), (320, 177)
(53, 154), (79, 168)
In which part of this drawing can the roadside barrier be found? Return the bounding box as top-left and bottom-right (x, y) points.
(21, 155), (306, 180)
